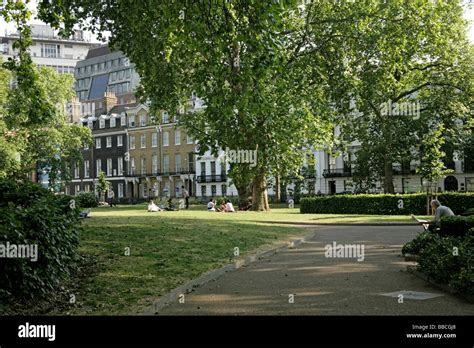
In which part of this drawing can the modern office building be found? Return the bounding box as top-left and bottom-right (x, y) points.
(1, 24), (97, 74)
(74, 45), (140, 102)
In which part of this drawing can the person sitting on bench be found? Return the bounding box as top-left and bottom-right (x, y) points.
(412, 199), (454, 232)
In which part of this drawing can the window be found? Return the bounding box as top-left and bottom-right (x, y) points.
(142, 182), (148, 198)
(188, 152), (195, 172)
(130, 135), (135, 149)
(107, 158), (113, 176)
(163, 155), (170, 174)
(75, 185), (81, 195)
(211, 185), (217, 197)
(118, 183), (124, 198)
(84, 184), (90, 193)
(163, 132), (169, 146)
(187, 134), (194, 144)
(106, 136), (112, 148)
(117, 135), (123, 147)
(84, 160), (90, 178)
(96, 159), (102, 177)
(140, 114), (146, 126)
(129, 115), (135, 127)
(99, 118), (105, 129)
(152, 133), (158, 147)
(95, 138), (101, 149)
(140, 134), (146, 148)
(118, 157), (123, 175)
(121, 115), (126, 126)
(162, 111), (169, 124)
(175, 130), (181, 145)
(200, 161), (206, 176)
(201, 185), (207, 197)
(100, 62), (105, 70)
(110, 117), (116, 128)
(152, 155), (158, 174)
(110, 72), (117, 81)
(466, 178), (474, 192)
(141, 157), (146, 175)
(74, 162), (80, 178)
(41, 43), (58, 58)
(130, 157), (136, 174)
(221, 184), (227, 196)
(175, 154), (181, 173)
(107, 60), (112, 69)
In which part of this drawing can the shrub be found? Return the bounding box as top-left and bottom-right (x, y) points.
(401, 231), (435, 255)
(439, 216), (474, 237)
(300, 192), (474, 215)
(0, 180), (81, 299)
(75, 192), (99, 208)
(417, 230), (473, 294)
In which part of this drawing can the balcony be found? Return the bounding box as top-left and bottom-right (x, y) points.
(322, 168), (352, 178)
(197, 175), (227, 183)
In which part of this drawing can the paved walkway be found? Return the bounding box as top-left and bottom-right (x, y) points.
(158, 225), (474, 315)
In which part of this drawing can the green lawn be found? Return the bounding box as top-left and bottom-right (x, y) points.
(41, 205), (427, 315)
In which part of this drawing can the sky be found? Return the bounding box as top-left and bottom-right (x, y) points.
(0, 1), (473, 44)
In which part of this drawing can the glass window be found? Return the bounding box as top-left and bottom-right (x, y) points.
(152, 155), (158, 174)
(141, 157), (146, 175)
(117, 135), (123, 147)
(201, 185), (207, 197)
(163, 132), (169, 146)
(175, 154), (181, 173)
(140, 114), (146, 126)
(106, 136), (112, 148)
(95, 138), (101, 149)
(99, 119), (105, 129)
(118, 157), (123, 175)
(162, 111), (169, 123)
(175, 130), (181, 145)
(187, 134), (194, 144)
(130, 135), (135, 149)
(41, 43), (58, 58)
(163, 155), (170, 174)
(107, 158), (112, 176)
(140, 134), (146, 148)
(152, 133), (158, 147)
(121, 115), (126, 126)
(129, 115), (135, 127)
(96, 159), (102, 176)
(130, 157), (136, 174)
(110, 117), (116, 128)
(84, 160), (90, 178)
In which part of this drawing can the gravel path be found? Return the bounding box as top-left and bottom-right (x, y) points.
(158, 225), (474, 315)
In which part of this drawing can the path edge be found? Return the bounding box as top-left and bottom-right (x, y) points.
(142, 229), (317, 315)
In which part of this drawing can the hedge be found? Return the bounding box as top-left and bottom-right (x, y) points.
(300, 192), (474, 215)
(0, 180), (81, 299)
(439, 216), (474, 237)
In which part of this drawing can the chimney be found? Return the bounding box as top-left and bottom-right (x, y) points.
(69, 97), (82, 123)
(103, 92), (117, 113)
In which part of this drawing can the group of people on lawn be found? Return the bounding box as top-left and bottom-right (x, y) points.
(207, 199), (235, 212)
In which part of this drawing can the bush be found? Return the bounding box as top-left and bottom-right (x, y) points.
(439, 216), (474, 237)
(75, 192), (99, 208)
(0, 180), (81, 299)
(401, 231), (435, 255)
(417, 230), (473, 295)
(300, 192), (474, 215)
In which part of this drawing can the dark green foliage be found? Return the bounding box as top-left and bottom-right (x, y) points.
(439, 216), (474, 237)
(0, 180), (81, 299)
(417, 231), (473, 295)
(75, 192), (99, 208)
(300, 193), (474, 215)
(401, 231), (435, 256)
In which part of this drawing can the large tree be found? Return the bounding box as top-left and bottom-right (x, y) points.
(0, 0), (91, 183)
(38, 1), (339, 210)
(303, 0), (473, 193)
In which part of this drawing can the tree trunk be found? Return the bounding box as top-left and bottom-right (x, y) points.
(252, 168), (270, 211)
(383, 156), (395, 193)
(275, 175), (280, 203)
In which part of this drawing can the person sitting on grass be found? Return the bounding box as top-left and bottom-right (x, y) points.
(225, 199), (235, 213)
(215, 200), (226, 212)
(147, 199), (162, 212)
(207, 198), (216, 212)
(239, 199), (252, 211)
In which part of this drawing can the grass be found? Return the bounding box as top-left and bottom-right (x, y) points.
(18, 205), (428, 315)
